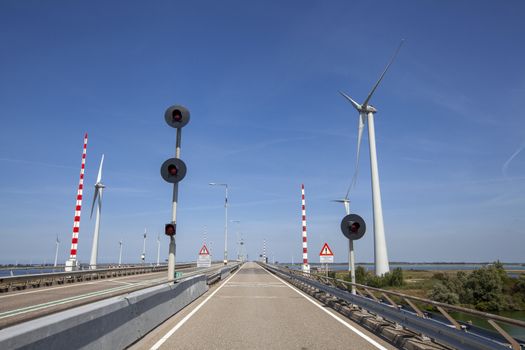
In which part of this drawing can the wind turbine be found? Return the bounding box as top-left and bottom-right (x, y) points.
(340, 40), (404, 276)
(54, 235), (60, 268)
(89, 154), (105, 270)
(118, 240), (123, 267)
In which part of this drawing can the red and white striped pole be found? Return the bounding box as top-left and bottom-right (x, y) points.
(65, 133), (88, 271)
(301, 184), (310, 273)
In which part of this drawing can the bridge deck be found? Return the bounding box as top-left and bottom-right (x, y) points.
(133, 262), (395, 350)
(0, 264), (218, 329)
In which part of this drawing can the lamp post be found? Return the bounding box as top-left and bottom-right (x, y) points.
(210, 183), (228, 265)
(156, 235), (160, 266)
(141, 228), (147, 264)
(230, 220), (240, 261)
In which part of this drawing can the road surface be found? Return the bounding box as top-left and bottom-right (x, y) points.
(132, 262), (396, 350)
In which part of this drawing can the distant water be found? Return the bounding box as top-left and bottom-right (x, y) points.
(0, 267), (65, 277)
(285, 263), (525, 273)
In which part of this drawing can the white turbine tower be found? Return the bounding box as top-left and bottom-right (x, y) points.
(89, 154), (105, 270)
(340, 41), (404, 276)
(53, 235), (60, 268)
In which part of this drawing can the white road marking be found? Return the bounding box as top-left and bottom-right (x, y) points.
(149, 265), (243, 350)
(218, 295), (279, 299)
(261, 265), (389, 350)
(225, 282), (284, 288)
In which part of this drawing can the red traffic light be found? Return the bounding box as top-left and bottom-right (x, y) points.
(165, 105), (190, 128)
(168, 164), (178, 176)
(161, 158), (187, 184)
(165, 223), (176, 236)
(340, 214), (366, 240)
(350, 222), (360, 233)
(172, 109), (183, 123)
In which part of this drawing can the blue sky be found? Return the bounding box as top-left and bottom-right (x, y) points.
(1, 1), (524, 265)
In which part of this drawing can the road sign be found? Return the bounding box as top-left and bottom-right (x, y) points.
(199, 244), (210, 255)
(319, 243), (334, 264)
(197, 244), (211, 267)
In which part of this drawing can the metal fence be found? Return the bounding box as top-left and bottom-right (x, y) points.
(263, 263), (525, 350)
(0, 263), (194, 292)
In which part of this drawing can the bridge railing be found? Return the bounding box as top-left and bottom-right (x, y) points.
(263, 263), (524, 350)
(0, 263), (194, 292)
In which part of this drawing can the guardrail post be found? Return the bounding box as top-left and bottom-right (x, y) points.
(436, 306), (462, 330)
(403, 298), (425, 318)
(487, 320), (521, 350)
(381, 293), (398, 309)
(364, 288), (380, 302)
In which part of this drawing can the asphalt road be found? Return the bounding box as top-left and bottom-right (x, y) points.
(0, 265), (219, 329)
(132, 262), (397, 350)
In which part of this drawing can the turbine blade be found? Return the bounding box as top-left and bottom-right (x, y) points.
(90, 188), (99, 219)
(362, 39), (404, 108)
(96, 154), (104, 183)
(346, 113), (366, 198)
(339, 91), (361, 111)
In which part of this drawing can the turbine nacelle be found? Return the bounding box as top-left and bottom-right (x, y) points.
(339, 91), (377, 114)
(363, 105), (377, 113)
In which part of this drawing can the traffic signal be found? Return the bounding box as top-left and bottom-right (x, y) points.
(164, 105), (190, 128)
(160, 158), (187, 184)
(340, 214), (366, 240)
(165, 223), (176, 236)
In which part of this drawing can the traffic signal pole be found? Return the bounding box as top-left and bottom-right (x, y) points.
(168, 127), (182, 282)
(161, 105), (190, 283)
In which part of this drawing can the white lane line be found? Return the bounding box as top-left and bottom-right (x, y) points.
(261, 266), (389, 350)
(150, 264), (243, 350)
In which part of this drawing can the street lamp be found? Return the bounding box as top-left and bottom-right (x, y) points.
(209, 183), (228, 265)
(230, 220), (240, 261)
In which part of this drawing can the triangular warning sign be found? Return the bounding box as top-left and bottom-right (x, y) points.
(319, 243), (334, 256)
(199, 244), (210, 255)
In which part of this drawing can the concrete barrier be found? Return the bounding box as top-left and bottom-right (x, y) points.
(0, 274), (208, 350)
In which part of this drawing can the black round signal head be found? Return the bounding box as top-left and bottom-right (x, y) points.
(160, 158), (187, 183)
(165, 223), (176, 236)
(165, 105), (190, 128)
(340, 213), (366, 240)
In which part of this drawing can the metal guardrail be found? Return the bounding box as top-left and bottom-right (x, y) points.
(263, 263), (524, 350)
(0, 263), (195, 293)
(162, 262), (241, 285)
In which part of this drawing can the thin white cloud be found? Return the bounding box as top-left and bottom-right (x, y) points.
(502, 142), (525, 178)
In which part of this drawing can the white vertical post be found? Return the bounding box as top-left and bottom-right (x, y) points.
(54, 236), (59, 268)
(224, 186), (228, 265)
(301, 184), (310, 273)
(168, 127), (182, 281)
(89, 189), (103, 270)
(367, 112), (389, 276)
(118, 241), (123, 266)
(156, 235), (160, 266)
(141, 228), (147, 264)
